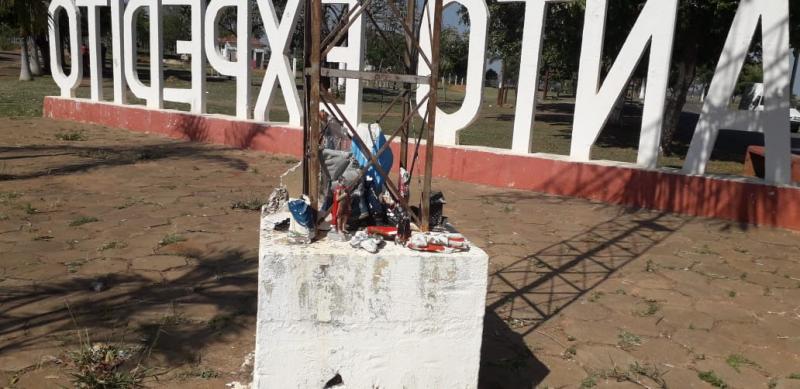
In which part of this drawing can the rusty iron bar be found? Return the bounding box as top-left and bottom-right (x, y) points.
(374, 89), (407, 124)
(302, 0), (312, 195)
(400, 0), (416, 173)
(321, 0), (374, 60)
(319, 67), (430, 84)
(420, 0), (443, 232)
(307, 0), (323, 208)
(320, 0), (368, 49)
(319, 90), (422, 226)
(385, 0), (432, 72)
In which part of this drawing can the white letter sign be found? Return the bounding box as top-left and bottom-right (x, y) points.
(501, 0), (567, 154)
(163, 0), (207, 114)
(124, 0), (164, 109)
(570, 0), (678, 168)
(254, 0), (303, 126)
(48, 0), (83, 98)
(417, 0), (488, 146)
(205, 0), (252, 119)
(683, 0), (793, 185)
(77, 0), (108, 102)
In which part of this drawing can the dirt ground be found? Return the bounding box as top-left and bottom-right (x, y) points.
(1, 117), (799, 389)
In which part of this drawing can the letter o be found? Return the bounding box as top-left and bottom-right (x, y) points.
(417, 0), (488, 146)
(49, 0), (83, 98)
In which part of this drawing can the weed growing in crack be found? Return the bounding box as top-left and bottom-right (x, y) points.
(70, 216), (99, 227)
(231, 198), (265, 211)
(56, 131), (88, 141)
(725, 354), (758, 372)
(634, 299), (661, 317)
(698, 371), (727, 388)
(159, 234), (186, 247)
(617, 331), (641, 350)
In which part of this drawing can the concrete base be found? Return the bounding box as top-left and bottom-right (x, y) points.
(253, 212), (489, 388)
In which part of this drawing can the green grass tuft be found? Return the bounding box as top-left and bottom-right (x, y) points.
(70, 216), (99, 227)
(56, 131), (88, 141)
(726, 354), (758, 372)
(617, 331), (641, 350)
(698, 371), (727, 388)
(159, 234), (186, 247)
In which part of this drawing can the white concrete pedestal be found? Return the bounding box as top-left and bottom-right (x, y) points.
(253, 213), (489, 388)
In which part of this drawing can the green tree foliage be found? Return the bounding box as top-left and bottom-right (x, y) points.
(439, 27), (469, 78)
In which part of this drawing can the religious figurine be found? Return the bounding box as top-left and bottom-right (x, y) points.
(331, 180), (350, 238)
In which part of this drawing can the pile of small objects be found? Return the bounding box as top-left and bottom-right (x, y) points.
(264, 115), (470, 255)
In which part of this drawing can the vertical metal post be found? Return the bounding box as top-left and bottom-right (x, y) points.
(307, 0), (323, 208)
(421, 0), (443, 232)
(301, 0), (312, 196)
(400, 0), (416, 172)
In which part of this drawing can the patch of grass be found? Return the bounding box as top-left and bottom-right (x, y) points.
(597, 362), (666, 387)
(726, 354), (758, 372)
(615, 288), (627, 295)
(65, 260), (86, 274)
(77, 149), (114, 160)
(579, 376), (596, 388)
(159, 234), (186, 247)
(70, 216), (99, 227)
(768, 377), (778, 389)
(116, 198), (142, 210)
(207, 313), (235, 333)
(99, 241), (128, 251)
(562, 345), (577, 360)
(231, 198), (264, 211)
(56, 130), (87, 141)
(0, 212), (8, 221)
(160, 313), (189, 328)
(617, 331), (642, 350)
(698, 371), (727, 388)
(0, 191), (21, 203)
(696, 244), (720, 256)
(787, 372), (800, 380)
(588, 291), (604, 302)
(178, 366), (220, 380)
(23, 203), (38, 214)
(66, 340), (147, 389)
(567, 335), (576, 342)
(728, 290), (737, 298)
(635, 299), (661, 317)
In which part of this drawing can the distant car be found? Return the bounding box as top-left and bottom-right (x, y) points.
(791, 108), (800, 133)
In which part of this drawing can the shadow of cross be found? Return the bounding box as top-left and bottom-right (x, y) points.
(486, 211), (689, 337)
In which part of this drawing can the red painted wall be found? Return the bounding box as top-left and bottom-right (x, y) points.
(43, 96), (800, 231)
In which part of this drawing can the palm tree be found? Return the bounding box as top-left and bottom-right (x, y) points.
(28, 36), (43, 76)
(0, 0), (49, 81)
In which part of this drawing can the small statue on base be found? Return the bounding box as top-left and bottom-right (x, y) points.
(329, 179), (351, 241)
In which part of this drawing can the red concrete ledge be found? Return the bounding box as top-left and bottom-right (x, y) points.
(43, 96), (800, 231)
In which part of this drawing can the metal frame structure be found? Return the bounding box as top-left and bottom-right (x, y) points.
(301, 0), (443, 231)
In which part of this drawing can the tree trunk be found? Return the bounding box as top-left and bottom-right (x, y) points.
(28, 37), (42, 76)
(19, 36), (33, 81)
(36, 35), (50, 74)
(661, 41), (700, 155)
(542, 68), (551, 99)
